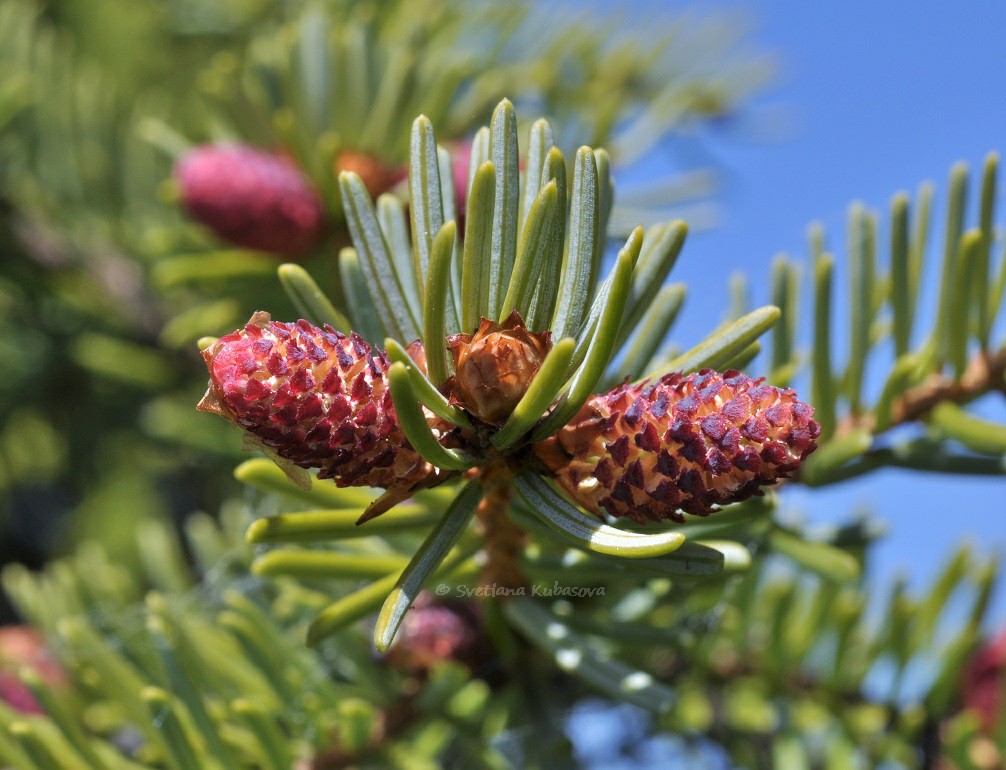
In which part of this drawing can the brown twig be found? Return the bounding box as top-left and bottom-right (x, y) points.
(889, 347), (1006, 427)
(475, 462), (528, 592)
(839, 346), (1006, 437)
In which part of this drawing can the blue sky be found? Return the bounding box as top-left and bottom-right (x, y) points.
(604, 1), (1006, 624)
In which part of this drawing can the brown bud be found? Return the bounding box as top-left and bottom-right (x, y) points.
(445, 311), (552, 425)
(334, 150), (406, 199)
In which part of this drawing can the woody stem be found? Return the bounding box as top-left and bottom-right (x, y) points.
(887, 345), (1006, 427)
(840, 344), (1006, 435)
(475, 462), (528, 592)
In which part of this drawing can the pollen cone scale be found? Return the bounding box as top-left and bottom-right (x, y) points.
(334, 150), (407, 199)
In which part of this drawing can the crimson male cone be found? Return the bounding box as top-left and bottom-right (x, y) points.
(176, 144), (325, 256)
(198, 313), (447, 493)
